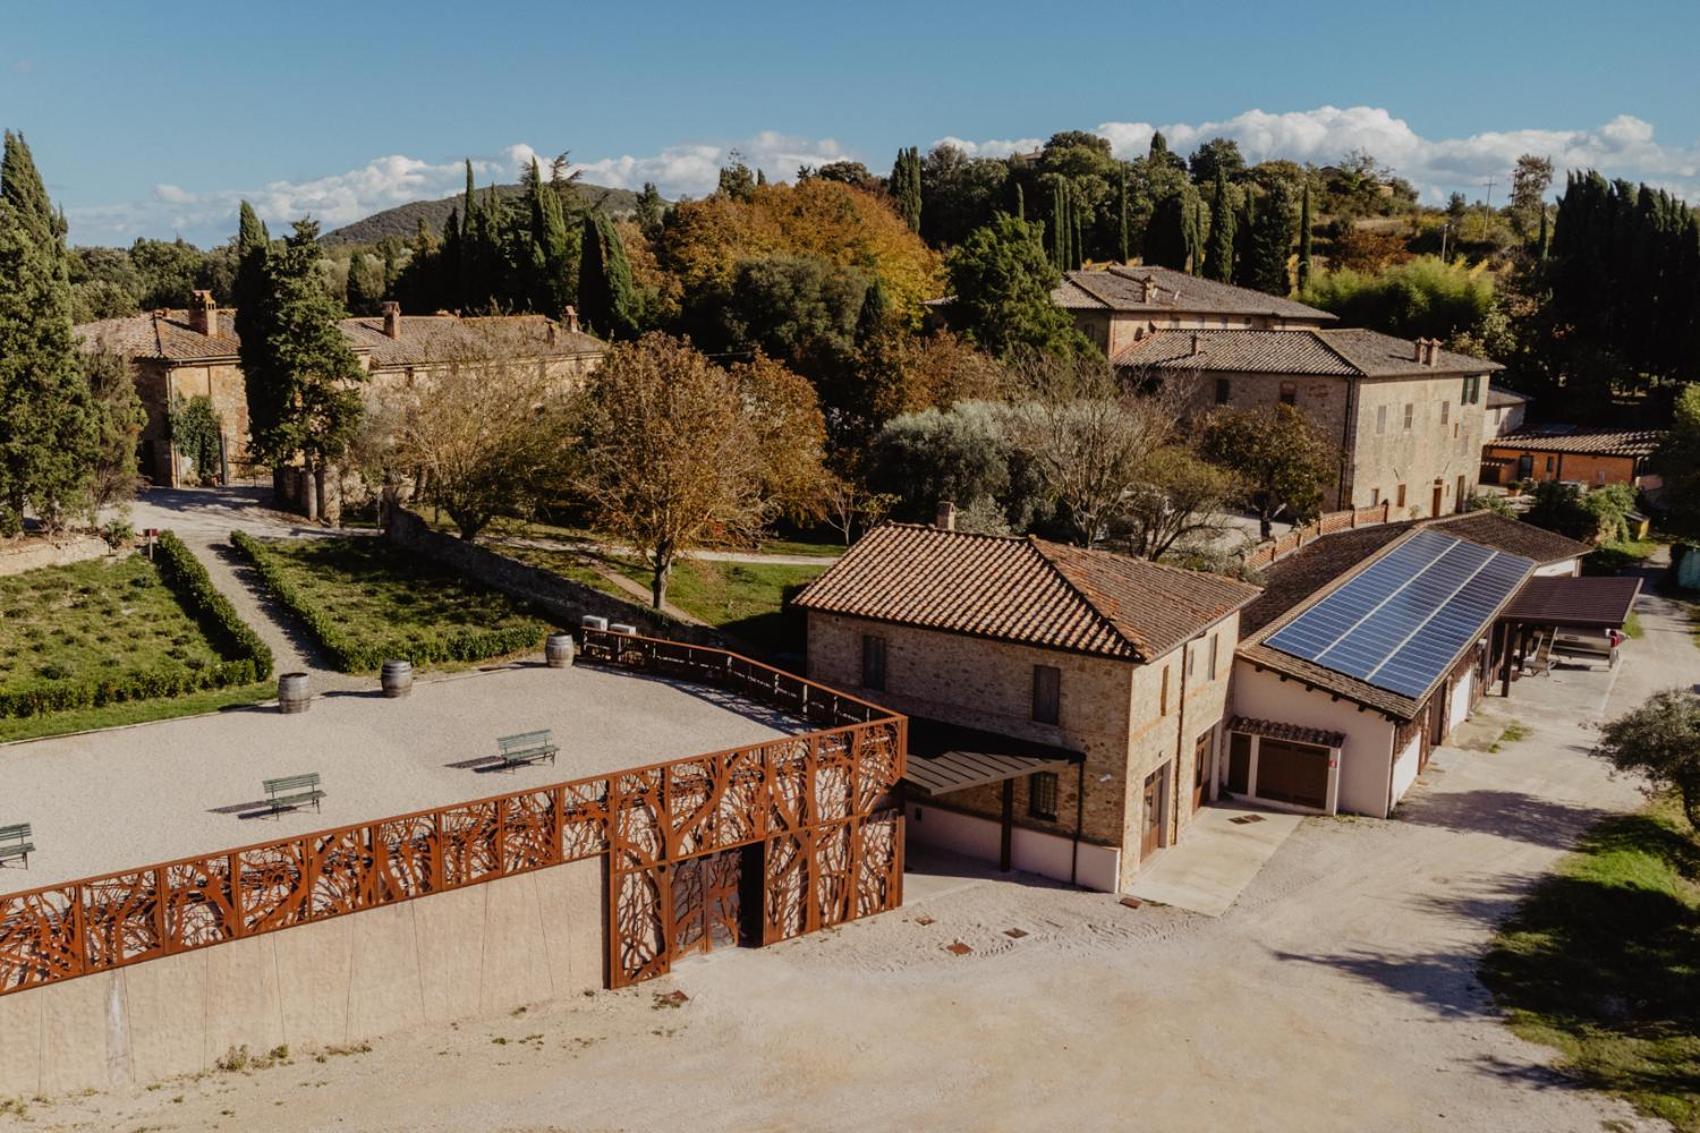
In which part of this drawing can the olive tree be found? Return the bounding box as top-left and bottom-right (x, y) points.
(1592, 689), (1700, 829)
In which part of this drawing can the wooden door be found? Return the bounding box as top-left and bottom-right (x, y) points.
(1141, 767), (1165, 857)
(1431, 481), (1445, 517)
(1252, 740), (1330, 810)
(1226, 733), (1251, 794)
(1192, 731), (1212, 811)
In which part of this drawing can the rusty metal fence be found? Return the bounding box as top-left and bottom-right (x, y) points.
(0, 631), (906, 997)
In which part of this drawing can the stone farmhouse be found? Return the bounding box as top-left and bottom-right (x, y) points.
(794, 508), (1636, 890)
(793, 513), (1260, 892)
(75, 293), (605, 488)
(1054, 265), (1500, 519)
(1480, 425), (1665, 490)
(1485, 384), (1531, 438)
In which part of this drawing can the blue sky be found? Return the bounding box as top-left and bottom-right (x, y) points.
(5, 0), (1697, 246)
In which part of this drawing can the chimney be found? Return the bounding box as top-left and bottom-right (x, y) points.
(1190, 332), (1201, 357)
(188, 290), (216, 336)
(1423, 338), (1439, 367)
(936, 501), (957, 532)
(1412, 338), (1425, 363)
(561, 305), (580, 335)
(1139, 275), (1160, 304)
(381, 301), (402, 339)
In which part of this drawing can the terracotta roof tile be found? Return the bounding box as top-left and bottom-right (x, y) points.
(1114, 327), (1501, 378)
(1492, 427), (1663, 457)
(1053, 265), (1335, 322)
(793, 524), (1259, 662)
(1226, 716), (1346, 749)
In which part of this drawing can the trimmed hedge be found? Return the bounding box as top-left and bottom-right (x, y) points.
(231, 530), (547, 673)
(0, 536), (272, 720)
(155, 531), (274, 681)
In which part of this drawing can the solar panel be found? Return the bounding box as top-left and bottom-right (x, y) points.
(1266, 529), (1534, 701)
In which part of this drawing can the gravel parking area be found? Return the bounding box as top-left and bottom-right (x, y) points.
(0, 663), (799, 888)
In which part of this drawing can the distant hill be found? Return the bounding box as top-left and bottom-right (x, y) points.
(321, 181), (645, 245)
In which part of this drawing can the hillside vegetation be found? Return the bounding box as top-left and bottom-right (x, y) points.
(321, 180), (645, 244)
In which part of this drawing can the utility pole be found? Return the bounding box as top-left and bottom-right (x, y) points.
(1482, 176), (1497, 210)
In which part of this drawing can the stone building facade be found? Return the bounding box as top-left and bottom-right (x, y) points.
(1055, 266), (1498, 518)
(76, 295), (605, 490)
(1481, 427), (1665, 490)
(794, 521), (1257, 891)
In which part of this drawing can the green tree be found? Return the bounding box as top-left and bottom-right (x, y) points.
(1243, 181), (1294, 295)
(82, 342), (146, 509)
(889, 146), (922, 232)
(234, 200), (287, 495)
(1655, 384), (1700, 539)
(577, 210), (639, 339)
(263, 220), (366, 520)
(1188, 137), (1245, 185)
(1200, 404), (1338, 538)
(1203, 167), (1235, 282)
(635, 181), (665, 240)
(0, 131), (96, 533)
(1591, 689), (1700, 829)
(526, 157), (573, 312)
(169, 394), (223, 486)
(344, 252), (384, 315)
(1146, 191), (1192, 270)
(945, 215), (1088, 360)
(1297, 183), (1314, 291)
(1117, 168), (1131, 263)
(1508, 154), (1554, 241)
(1300, 256), (1494, 342)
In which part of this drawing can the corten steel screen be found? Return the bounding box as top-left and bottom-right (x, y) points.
(0, 632), (906, 997)
(1266, 530), (1532, 700)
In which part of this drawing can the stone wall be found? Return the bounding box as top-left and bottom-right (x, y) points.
(0, 858), (602, 1097)
(382, 506), (724, 647)
(0, 534), (111, 578)
(1351, 374), (1487, 518)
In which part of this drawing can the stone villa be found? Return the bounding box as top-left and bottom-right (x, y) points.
(76, 293), (605, 488)
(1054, 265), (1500, 519)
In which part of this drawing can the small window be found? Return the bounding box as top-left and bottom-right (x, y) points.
(1184, 642), (1195, 677)
(1278, 381), (1297, 406)
(860, 634), (886, 691)
(1545, 455), (1555, 473)
(1031, 664), (1060, 725)
(1396, 483), (1407, 508)
(1215, 377), (1231, 405)
(1160, 665), (1170, 716)
(1403, 403), (1414, 430)
(1440, 401), (1449, 426)
(1028, 772), (1059, 822)
(1209, 633), (1220, 679)
(1370, 487), (1381, 506)
(1376, 405), (1387, 434)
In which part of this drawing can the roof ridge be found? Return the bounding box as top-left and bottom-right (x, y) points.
(1063, 272), (1123, 309)
(1306, 328), (1367, 377)
(1026, 537), (1147, 660)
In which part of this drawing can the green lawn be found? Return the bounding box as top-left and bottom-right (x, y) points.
(0, 554), (258, 720)
(1482, 797), (1700, 1130)
(0, 682), (272, 744)
(496, 542), (634, 602)
(234, 535), (550, 673)
(617, 558), (826, 657)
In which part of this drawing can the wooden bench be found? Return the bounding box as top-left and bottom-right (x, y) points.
(263, 773), (324, 815)
(0, 824), (33, 868)
(496, 730), (558, 770)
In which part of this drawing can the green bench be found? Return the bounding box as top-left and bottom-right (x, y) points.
(0, 824), (33, 868)
(496, 730), (558, 770)
(263, 773), (324, 815)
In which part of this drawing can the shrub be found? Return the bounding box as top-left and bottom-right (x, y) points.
(155, 531), (273, 680)
(1300, 256), (1494, 343)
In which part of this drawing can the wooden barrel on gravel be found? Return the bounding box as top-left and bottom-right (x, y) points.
(277, 672), (311, 714)
(545, 633), (575, 668)
(380, 660), (414, 699)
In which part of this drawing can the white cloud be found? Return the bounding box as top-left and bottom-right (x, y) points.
(931, 135), (1045, 160)
(940, 106), (1700, 203)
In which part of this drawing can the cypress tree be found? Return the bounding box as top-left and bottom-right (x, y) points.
(1118, 168), (1131, 263)
(0, 131), (95, 533)
(1146, 192), (1191, 270)
(1297, 183), (1314, 291)
(233, 200), (286, 492)
(577, 210), (639, 339)
(528, 157), (571, 312)
(889, 147), (922, 232)
(635, 182), (665, 240)
(1245, 181), (1295, 295)
(1233, 189), (1259, 289)
(1537, 205), (1549, 262)
(1072, 194), (1084, 269)
(1203, 168), (1235, 282)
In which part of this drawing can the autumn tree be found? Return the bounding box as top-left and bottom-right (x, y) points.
(1200, 404), (1339, 538)
(575, 334), (823, 607)
(1116, 445), (1236, 561)
(1592, 689), (1700, 829)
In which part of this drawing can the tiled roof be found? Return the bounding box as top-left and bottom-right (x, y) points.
(76, 309), (241, 362)
(1226, 716), (1346, 749)
(1491, 427), (1664, 457)
(1053, 265), (1336, 322)
(1240, 511), (1588, 636)
(1487, 384), (1530, 409)
(75, 310), (604, 367)
(792, 523), (1259, 663)
(1238, 524), (1537, 719)
(1114, 327), (1501, 378)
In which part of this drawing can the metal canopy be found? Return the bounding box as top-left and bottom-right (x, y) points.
(903, 717), (1082, 796)
(1500, 575), (1643, 628)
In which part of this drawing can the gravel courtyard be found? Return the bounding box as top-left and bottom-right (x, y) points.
(5, 581), (1690, 1132)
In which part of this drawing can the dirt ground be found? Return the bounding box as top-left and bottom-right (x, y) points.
(6, 583), (1691, 1133)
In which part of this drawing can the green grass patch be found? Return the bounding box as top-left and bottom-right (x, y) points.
(0, 682), (272, 744)
(0, 551), (266, 719)
(751, 535), (845, 558)
(623, 558), (826, 657)
(1586, 539), (1661, 576)
(1624, 611), (1645, 639)
(232, 534), (549, 673)
(1482, 797), (1700, 1129)
(496, 543), (635, 602)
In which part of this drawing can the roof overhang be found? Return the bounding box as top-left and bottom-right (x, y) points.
(1499, 575), (1643, 629)
(903, 718), (1082, 796)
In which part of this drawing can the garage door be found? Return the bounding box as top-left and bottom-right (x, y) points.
(1255, 739), (1330, 810)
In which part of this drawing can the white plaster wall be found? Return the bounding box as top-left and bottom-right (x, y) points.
(0, 857), (603, 1098)
(1449, 669), (1474, 731)
(1390, 733), (1423, 810)
(1534, 559), (1582, 578)
(1230, 661), (1397, 817)
(907, 803), (1121, 892)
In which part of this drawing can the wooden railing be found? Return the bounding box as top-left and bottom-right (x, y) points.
(0, 633), (906, 996)
(1244, 501), (1395, 570)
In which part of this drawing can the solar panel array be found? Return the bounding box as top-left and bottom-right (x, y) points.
(1265, 529), (1533, 700)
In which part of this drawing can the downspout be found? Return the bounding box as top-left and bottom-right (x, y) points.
(1338, 377), (1358, 507)
(1171, 631), (1200, 845)
(1070, 758), (1084, 887)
